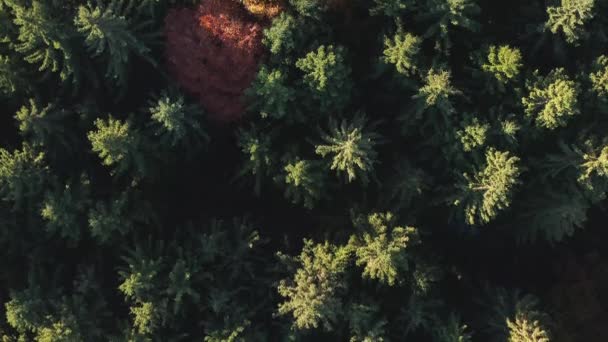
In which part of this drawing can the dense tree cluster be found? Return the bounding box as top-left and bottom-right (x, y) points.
(1, 0), (608, 340)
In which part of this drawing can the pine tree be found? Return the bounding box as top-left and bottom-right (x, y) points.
(590, 54), (608, 98)
(41, 179), (90, 243)
(434, 314), (473, 342)
(5, 0), (78, 83)
(315, 113), (381, 184)
(382, 30), (422, 76)
(276, 158), (326, 209)
(453, 148), (521, 225)
(546, 0), (595, 44)
(263, 12), (298, 57)
(0, 144), (47, 210)
(277, 239), (350, 331)
(87, 116), (146, 177)
(75, 1), (154, 88)
(482, 45), (523, 84)
(348, 212), (420, 286)
(296, 45), (353, 113)
(237, 125), (274, 195)
(370, 0), (412, 17)
(522, 68), (580, 130)
(456, 116), (490, 152)
(506, 296), (552, 342)
(414, 69), (461, 116)
(421, 0), (481, 53)
(247, 66), (296, 120)
(0, 54), (27, 94)
(347, 303), (388, 341)
(147, 90), (207, 149)
(15, 99), (68, 148)
(88, 192), (132, 243)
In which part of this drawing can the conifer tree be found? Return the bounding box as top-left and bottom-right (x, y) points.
(482, 45), (523, 84)
(348, 212), (420, 286)
(382, 30), (422, 76)
(276, 158), (325, 209)
(456, 116), (490, 152)
(400, 294), (442, 335)
(263, 12), (298, 58)
(88, 193), (132, 243)
(87, 116), (146, 177)
(370, 0), (412, 17)
(546, 0), (595, 44)
(277, 239), (350, 331)
(506, 296), (552, 342)
(386, 160), (429, 209)
(237, 125), (274, 195)
(75, 1), (154, 88)
(147, 90), (207, 149)
(247, 66), (296, 120)
(421, 0), (481, 53)
(5, 0), (78, 83)
(590, 54), (608, 98)
(41, 179), (90, 243)
(453, 148), (521, 225)
(15, 99), (68, 148)
(414, 69), (461, 116)
(522, 68), (580, 130)
(288, 0), (327, 19)
(0, 54), (27, 94)
(315, 113), (381, 184)
(0, 144), (47, 210)
(296, 45), (353, 112)
(347, 302), (388, 341)
(434, 314), (473, 342)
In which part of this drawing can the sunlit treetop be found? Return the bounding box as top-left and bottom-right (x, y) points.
(414, 69), (461, 115)
(590, 55), (608, 98)
(382, 30), (422, 76)
(482, 45), (523, 84)
(546, 0), (595, 44)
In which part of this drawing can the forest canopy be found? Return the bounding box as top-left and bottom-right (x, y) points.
(1, 0), (608, 341)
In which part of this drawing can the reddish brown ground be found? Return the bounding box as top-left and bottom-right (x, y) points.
(164, 0), (265, 123)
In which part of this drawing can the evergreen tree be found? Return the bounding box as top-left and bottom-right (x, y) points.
(237, 125), (274, 195)
(147, 90), (207, 149)
(288, 0), (327, 19)
(41, 178), (90, 243)
(0, 54), (27, 94)
(87, 116), (147, 177)
(263, 12), (298, 58)
(15, 99), (68, 148)
(453, 148), (521, 225)
(348, 212), (420, 286)
(75, 1), (154, 88)
(382, 30), (422, 76)
(276, 158), (326, 209)
(434, 314), (473, 342)
(421, 0), (481, 53)
(546, 0), (595, 44)
(315, 113), (381, 184)
(347, 302), (388, 341)
(88, 192), (132, 243)
(590, 54), (608, 98)
(481, 45), (523, 84)
(370, 0), (412, 17)
(414, 69), (461, 116)
(522, 68), (580, 130)
(386, 160), (429, 210)
(400, 294), (442, 335)
(5, 0), (78, 82)
(277, 239), (350, 331)
(247, 66), (296, 120)
(296, 45), (353, 113)
(506, 296), (552, 342)
(0, 144), (47, 210)
(456, 115), (490, 152)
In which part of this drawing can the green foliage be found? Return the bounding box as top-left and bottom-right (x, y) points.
(590, 54), (608, 98)
(386, 160), (429, 209)
(87, 116), (146, 176)
(315, 114), (381, 184)
(522, 68), (580, 130)
(263, 12), (298, 57)
(414, 69), (461, 115)
(296, 45), (353, 112)
(434, 314), (473, 342)
(277, 158), (325, 209)
(349, 212), (420, 286)
(400, 294), (442, 334)
(277, 239), (350, 331)
(0, 144), (47, 209)
(6, 0), (78, 82)
(370, 0), (412, 17)
(456, 116), (490, 152)
(41, 179), (89, 243)
(237, 125), (273, 195)
(482, 45), (523, 84)
(506, 296), (552, 342)
(347, 303), (388, 341)
(288, 0), (327, 19)
(0, 54), (26, 94)
(453, 148), (522, 225)
(88, 192), (132, 243)
(247, 66), (296, 120)
(422, 0), (481, 53)
(15, 99), (67, 147)
(546, 0), (595, 44)
(147, 90), (207, 149)
(382, 30), (422, 76)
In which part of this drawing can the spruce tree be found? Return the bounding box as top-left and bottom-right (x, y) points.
(456, 116), (490, 152)
(522, 68), (580, 130)
(0, 144), (47, 210)
(0, 54), (27, 94)
(296, 45), (353, 113)
(382, 30), (422, 76)
(590, 54), (608, 98)
(237, 125), (274, 195)
(88, 193), (132, 243)
(453, 148), (521, 225)
(482, 45), (523, 84)
(421, 0), (481, 53)
(276, 158), (326, 209)
(348, 212), (420, 286)
(41, 179), (90, 243)
(263, 12), (298, 58)
(75, 1), (154, 88)
(414, 69), (461, 116)
(5, 0), (78, 83)
(347, 303), (388, 341)
(247, 66), (296, 120)
(546, 0), (595, 44)
(315, 113), (381, 184)
(370, 0), (412, 17)
(15, 99), (68, 148)
(434, 314), (473, 342)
